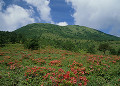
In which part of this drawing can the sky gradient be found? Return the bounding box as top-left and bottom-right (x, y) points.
(0, 0), (120, 37)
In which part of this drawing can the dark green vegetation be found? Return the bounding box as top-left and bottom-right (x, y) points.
(0, 31), (25, 47)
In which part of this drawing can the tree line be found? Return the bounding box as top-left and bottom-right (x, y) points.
(0, 31), (25, 46)
(0, 31), (120, 55)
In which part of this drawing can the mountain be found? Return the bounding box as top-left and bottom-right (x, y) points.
(14, 23), (120, 41)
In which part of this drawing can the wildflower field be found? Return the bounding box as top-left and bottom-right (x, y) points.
(0, 44), (120, 86)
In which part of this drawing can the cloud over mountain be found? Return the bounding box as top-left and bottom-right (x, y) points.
(0, 0), (53, 31)
(0, 4), (35, 31)
(65, 0), (120, 36)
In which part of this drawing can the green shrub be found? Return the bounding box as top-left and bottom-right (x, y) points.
(98, 43), (110, 54)
(117, 48), (120, 55)
(109, 48), (117, 55)
(24, 38), (39, 50)
(87, 46), (96, 54)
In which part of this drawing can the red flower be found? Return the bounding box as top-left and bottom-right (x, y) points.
(58, 74), (62, 78)
(73, 70), (78, 74)
(52, 73), (56, 76)
(26, 78), (29, 81)
(70, 77), (77, 84)
(71, 68), (74, 72)
(50, 76), (54, 80)
(8, 62), (13, 65)
(84, 82), (87, 86)
(78, 83), (82, 86)
(112, 60), (116, 63)
(82, 77), (88, 82)
(63, 71), (70, 79)
(58, 68), (64, 73)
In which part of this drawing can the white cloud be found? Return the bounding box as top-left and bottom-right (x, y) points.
(0, 5), (35, 31)
(57, 22), (68, 26)
(65, 0), (120, 36)
(24, 0), (53, 23)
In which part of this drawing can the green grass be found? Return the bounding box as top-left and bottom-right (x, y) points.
(0, 44), (120, 86)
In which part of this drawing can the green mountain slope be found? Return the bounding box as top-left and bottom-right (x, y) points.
(14, 23), (120, 41)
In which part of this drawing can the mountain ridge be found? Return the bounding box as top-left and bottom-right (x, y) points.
(14, 23), (120, 41)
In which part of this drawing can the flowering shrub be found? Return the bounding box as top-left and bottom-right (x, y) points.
(49, 60), (62, 66)
(42, 68), (88, 86)
(31, 58), (46, 65)
(0, 44), (120, 86)
(24, 65), (88, 86)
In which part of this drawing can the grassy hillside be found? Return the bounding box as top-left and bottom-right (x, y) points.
(1, 24), (120, 86)
(11, 23), (120, 54)
(14, 23), (120, 41)
(1, 23), (120, 54)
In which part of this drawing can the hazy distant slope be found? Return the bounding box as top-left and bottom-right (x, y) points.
(14, 23), (120, 41)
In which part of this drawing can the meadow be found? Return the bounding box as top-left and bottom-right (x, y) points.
(0, 44), (120, 86)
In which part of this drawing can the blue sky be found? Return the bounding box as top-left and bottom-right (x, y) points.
(0, 0), (120, 37)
